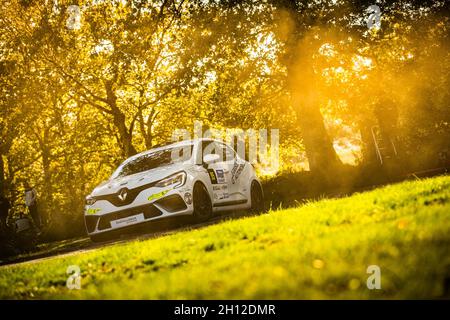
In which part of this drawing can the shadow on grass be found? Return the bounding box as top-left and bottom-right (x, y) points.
(2, 165), (448, 267)
(0, 208), (268, 266)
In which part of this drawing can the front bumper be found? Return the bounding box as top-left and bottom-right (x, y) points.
(84, 187), (192, 236)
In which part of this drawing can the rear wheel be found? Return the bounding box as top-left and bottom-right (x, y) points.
(192, 182), (213, 222)
(250, 180), (264, 213)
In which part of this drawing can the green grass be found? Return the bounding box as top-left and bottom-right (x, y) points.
(1, 176), (450, 299)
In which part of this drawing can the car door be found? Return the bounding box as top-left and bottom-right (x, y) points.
(223, 143), (249, 203)
(201, 141), (234, 206)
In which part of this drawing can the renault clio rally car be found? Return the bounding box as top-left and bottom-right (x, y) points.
(84, 138), (264, 242)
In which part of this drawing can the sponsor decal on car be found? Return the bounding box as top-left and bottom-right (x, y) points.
(219, 192), (229, 200)
(213, 184), (228, 190)
(207, 168), (218, 184)
(110, 213), (145, 228)
(231, 161), (246, 184)
(212, 184), (229, 200)
(147, 189), (170, 202)
(86, 208), (101, 215)
(215, 169), (226, 184)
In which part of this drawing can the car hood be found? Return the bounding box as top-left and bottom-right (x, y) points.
(90, 163), (188, 197)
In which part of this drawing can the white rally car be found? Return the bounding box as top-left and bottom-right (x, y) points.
(84, 138), (264, 242)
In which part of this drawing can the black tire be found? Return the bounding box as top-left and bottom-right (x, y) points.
(250, 180), (264, 213)
(192, 182), (213, 222)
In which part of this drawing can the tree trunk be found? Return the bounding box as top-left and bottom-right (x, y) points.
(287, 43), (342, 174)
(290, 88), (342, 173)
(359, 120), (377, 165)
(279, 1), (342, 174)
(105, 81), (137, 158)
(0, 154), (5, 197)
(112, 111), (137, 158)
(138, 110), (153, 150)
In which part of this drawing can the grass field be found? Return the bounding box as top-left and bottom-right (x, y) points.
(1, 176), (449, 299)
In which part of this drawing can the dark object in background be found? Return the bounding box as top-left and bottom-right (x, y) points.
(24, 182), (41, 230)
(13, 213), (38, 251)
(28, 202), (40, 229)
(0, 210), (38, 259)
(0, 194), (11, 231)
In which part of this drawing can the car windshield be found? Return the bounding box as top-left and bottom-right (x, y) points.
(111, 144), (193, 179)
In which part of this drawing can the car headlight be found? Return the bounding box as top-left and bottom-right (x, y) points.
(155, 171), (186, 188)
(86, 196), (96, 206)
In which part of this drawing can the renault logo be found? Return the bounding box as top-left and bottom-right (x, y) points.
(118, 188), (128, 201)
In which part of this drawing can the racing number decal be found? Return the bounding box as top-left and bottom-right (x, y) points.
(231, 162), (246, 184)
(208, 169), (227, 184)
(207, 169), (218, 184)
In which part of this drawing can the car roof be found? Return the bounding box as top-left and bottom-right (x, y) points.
(124, 138), (219, 162)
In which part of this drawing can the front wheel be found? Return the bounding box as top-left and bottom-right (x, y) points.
(192, 183), (213, 223)
(250, 180), (264, 213)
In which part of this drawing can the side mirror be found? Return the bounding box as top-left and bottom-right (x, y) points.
(203, 153), (220, 166)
